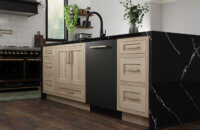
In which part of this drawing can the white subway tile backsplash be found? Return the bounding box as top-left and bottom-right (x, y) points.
(0, 0), (45, 47)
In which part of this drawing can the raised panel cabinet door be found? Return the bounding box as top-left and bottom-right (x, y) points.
(56, 46), (71, 84)
(69, 44), (85, 86)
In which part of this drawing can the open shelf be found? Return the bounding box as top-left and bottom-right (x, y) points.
(76, 25), (93, 29)
(70, 14), (93, 17)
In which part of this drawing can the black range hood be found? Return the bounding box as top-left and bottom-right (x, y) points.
(0, 0), (40, 16)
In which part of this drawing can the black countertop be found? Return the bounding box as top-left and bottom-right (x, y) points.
(44, 31), (152, 46)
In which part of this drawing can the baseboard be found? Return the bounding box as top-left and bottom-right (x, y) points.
(46, 94), (90, 111)
(90, 105), (122, 119)
(122, 112), (149, 127)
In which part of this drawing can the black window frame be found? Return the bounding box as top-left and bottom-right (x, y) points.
(45, 0), (68, 41)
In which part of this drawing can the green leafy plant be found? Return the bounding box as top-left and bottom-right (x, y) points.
(120, 0), (149, 28)
(86, 6), (91, 11)
(64, 4), (79, 35)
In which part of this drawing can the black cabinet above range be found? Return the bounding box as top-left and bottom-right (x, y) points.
(0, 0), (39, 16)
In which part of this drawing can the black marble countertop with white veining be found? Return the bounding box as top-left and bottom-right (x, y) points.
(44, 31), (152, 46)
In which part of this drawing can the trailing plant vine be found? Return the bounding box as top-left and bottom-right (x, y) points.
(64, 4), (79, 35)
(120, 0), (149, 28)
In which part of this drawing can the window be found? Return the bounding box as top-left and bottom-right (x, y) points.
(46, 0), (67, 41)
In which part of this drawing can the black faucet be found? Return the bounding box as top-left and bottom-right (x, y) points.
(85, 12), (106, 38)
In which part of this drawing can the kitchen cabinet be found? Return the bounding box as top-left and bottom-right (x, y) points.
(117, 36), (149, 118)
(69, 45), (85, 86)
(43, 46), (56, 95)
(43, 43), (86, 103)
(56, 44), (85, 86)
(43, 76), (56, 95)
(56, 46), (71, 84)
(43, 57), (56, 75)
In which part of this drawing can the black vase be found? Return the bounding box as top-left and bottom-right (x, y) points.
(129, 24), (138, 34)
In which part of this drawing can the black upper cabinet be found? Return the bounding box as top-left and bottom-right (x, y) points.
(0, 0), (39, 16)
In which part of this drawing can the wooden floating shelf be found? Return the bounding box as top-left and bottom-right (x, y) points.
(70, 14), (93, 17)
(76, 26), (93, 29)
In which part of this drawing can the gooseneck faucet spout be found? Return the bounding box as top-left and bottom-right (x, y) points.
(85, 12), (105, 38)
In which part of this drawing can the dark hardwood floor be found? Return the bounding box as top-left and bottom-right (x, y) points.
(162, 121), (200, 130)
(0, 99), (199, 130)
(0, 99), (147, 130)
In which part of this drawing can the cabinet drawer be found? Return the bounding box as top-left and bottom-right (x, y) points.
(57, 84), (84, 101)
(43, 77), (55, 93)
(120, 58), (145, 82)
(43, 47), (55, 57)
(119, 37), (147, 54)
(43, 57), (55, 75)
(119, 85), (146, 113)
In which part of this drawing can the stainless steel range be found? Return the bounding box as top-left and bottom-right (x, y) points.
(0, 46), (41, 91)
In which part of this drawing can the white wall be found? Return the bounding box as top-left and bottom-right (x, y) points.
(161, 0), (200, 35)
(64, 0), (161, 39)
(0, 0), (46, 47)
(2, 0), (198, 46)
(90, 0), (161, 37)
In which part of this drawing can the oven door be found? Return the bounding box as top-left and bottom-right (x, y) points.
(0, 59), (24, 81)
(25, 58), (41, 80)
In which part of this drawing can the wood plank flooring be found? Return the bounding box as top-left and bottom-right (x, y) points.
(0, 99), (147, 130)
(0, 99), (199, 130)
(162, 121), (200, 130)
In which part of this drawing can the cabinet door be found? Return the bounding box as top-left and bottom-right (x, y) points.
(43, 77), (56, 94)
(43, 47), (55, 57)
(119, 85), (146, 113)
(69, 45), (85, 86)
(120, 57), (145, 83)
(118, 37), (147, 54)
(43, 57), (55, 75)
(56, 46), (71, 84)
(56, 83), (85, 102)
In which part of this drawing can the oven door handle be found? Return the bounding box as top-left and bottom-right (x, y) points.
(0, 59), (24, 61)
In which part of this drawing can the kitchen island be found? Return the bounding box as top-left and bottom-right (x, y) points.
(43, 31), (200, 130)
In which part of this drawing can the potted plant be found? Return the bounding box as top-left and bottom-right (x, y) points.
(86, 6), (91, 14)
(64, 4), (79, 35)
(120, 0), (149, 33)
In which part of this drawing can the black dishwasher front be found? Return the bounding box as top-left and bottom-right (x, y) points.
(86, 40), (117, 110)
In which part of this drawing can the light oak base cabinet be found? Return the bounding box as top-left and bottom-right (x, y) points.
(117, 37), (149, 119)
(43, 43), (86, 104)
